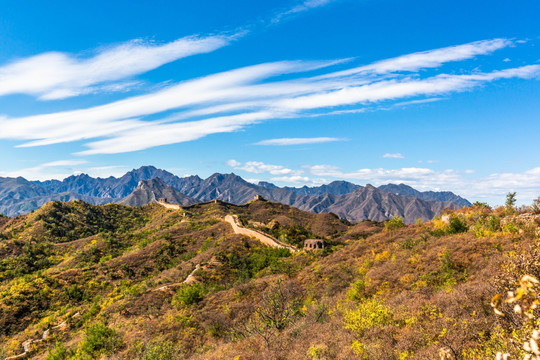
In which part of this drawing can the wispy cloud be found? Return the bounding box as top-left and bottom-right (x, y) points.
(254, 137), (344, 146)
(382, 153), (404, 159)
(392, 97), (445, 107)
(0, 159), (88, 181)
(0, 34), (235, 100)
(81, 166), (130, 179)
(306, 164), (439, 183)
(270, 175), (311, 183)
(318, 38), (513, 78)
(0, 38), (537, 155)
(227, 160), (303, 176)
(272, 0), (339, 23)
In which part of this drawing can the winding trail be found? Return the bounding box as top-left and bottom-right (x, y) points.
(152, 264), (201, 292)
(4, 314), (77, 360)
(224, 215), (298, 253)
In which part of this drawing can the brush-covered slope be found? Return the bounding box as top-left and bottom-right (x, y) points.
(120, 178), (197, 207)
(0, 199), (538, 359)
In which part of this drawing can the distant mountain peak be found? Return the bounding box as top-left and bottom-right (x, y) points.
(258, 181), (278, 189)
(378, 183), (471, 207)
(121, 177), (195, 207)
(0, 166), (471, 221)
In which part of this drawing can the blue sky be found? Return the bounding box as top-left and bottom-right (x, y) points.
(0, 0), (539, 205)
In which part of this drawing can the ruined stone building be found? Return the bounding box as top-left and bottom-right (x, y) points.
(304, 239), (325, 251)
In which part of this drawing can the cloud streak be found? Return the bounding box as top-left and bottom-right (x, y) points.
(0, 159), (88, 181)
(227, 160), (303, 176)
(383, 153), (404, 159)
(254, 137), (344, 145)
(272, 0), (339, 23)
(0, 34), (235, 100)
(0, 38), (538, 155)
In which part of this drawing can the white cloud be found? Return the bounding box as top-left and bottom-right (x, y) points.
(40, 159), (88, 167)
(230, 159), (540, 204)
(0, 38), (537, 155)
(255, 137), (343, 146)
(383, 153), (404, 159)
(392, 97), (444, 107)
(272, 0), (338, 22)
(276, 65), (540, 110)
(0, 159), (88, 181)
(76, 111), (275, 155)
(270, 175), (311, 183)
(306, 164), (438, 183)
(304, 164), (540, 205)
(84, 166), (130, 178)
(0, 34), (235, 99)
(226, 160), (241, 167)
(319, 38), (513, 78)
(227, 160), (303, 176)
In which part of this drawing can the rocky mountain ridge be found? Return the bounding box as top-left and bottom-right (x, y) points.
(0, 166), (469, 223)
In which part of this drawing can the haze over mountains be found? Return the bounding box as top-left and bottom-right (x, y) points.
(0, 166), (471, 222)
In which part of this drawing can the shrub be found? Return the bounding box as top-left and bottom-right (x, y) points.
(474, 214), (500, 238)
(344, 297), (393, 336)
(80, 323), (121, 357)
(135, 339), (180, 360)
(45, 342), (70, 360)
(384, 216), (405, 231)
(446, 214), (468, 234)
(172, 283), (206, 307)
(400, 236), (426, 250)
(420, 249), (466, 288)
(347, 280), (367, 301)
(473, 201), (491, 209)
(234, 279), (303, 348)
(64, 284), (85, 302)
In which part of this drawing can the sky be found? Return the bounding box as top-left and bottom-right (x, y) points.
(0, 0), (539, 205)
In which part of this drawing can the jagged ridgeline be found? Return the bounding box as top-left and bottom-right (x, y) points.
(1, 198), (539, 359)
(0, 166), (471, 222)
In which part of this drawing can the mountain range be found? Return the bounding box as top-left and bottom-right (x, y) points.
(0, 165), (471, 222)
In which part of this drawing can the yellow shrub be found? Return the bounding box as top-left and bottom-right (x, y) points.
(344, 297), (393, 336)
(374, 250), (390, 262)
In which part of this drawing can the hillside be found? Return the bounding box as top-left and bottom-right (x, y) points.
(0, 199), (538, 359)
(0, 166), (468, 222)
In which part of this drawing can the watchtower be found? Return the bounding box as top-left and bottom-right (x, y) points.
(303, 239), (325, 251)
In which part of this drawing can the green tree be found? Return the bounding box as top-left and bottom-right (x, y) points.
(505, 192), (517, 208)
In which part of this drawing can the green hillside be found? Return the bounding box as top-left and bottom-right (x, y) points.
(0, 199), (538, 359)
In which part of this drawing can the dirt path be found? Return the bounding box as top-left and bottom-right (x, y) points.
(151, 264), (201, 292)
(224, 215), (298, 253)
